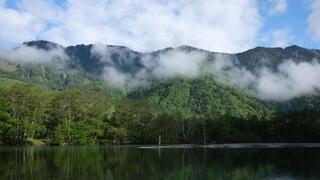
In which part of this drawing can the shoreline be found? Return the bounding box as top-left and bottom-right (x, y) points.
(137, 143), (320, 149)
(2, 143), (320, 149)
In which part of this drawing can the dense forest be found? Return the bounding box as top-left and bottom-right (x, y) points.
(1, 76), (320, 145)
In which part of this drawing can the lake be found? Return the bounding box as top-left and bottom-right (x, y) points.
(0, 146), (319, 180)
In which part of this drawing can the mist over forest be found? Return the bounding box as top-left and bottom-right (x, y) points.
(1, 41), (320, 145)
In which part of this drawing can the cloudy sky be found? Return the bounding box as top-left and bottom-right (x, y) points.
(0, 0), (320, 52)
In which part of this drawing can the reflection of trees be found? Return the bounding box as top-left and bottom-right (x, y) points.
(0, 147), (320, 179)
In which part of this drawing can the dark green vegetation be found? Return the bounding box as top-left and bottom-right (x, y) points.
(1, 41), (320, 145)
(1, 146), (320, 179)
(1, 76), (320, 145)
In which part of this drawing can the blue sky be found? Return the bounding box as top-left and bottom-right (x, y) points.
(1, 0), (320, 52)
(258, 0), (318, 49)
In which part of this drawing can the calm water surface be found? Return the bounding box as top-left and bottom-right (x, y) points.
(0, 146), (319, 180)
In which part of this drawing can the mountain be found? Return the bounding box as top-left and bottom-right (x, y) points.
(20, 40), (320, 75)
(1, 40), (320, 114)
(23, 40), (144, 75)
(2, 40), (320, 145)
(236, 45), (320, 72)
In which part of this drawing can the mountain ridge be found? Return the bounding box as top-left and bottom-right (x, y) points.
(20, 40), (320, 73)
(1, 40), (320, 113)
(22, 40), (318, 54)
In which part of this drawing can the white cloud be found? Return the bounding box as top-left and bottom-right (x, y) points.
(91, 44), (207, 87)
(255, 60), (320, 101)
(0, 6), (43, 48)
(148, 50), (206, 78)
(102, 67), (131, 87)
(0, 0), (63, 48)
(17, 0), (62, 21)
(0, 0), (262, 52)
(308, 0), (320, 41)
(211, 55), (320, 101)
(211, 54), (256, 89)
(270, 29), (295, 47)
(0, 45), (68, 67)
(268, 0), (287, 15)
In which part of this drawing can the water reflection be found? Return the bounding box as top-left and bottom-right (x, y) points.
(0, 146), (319, 180)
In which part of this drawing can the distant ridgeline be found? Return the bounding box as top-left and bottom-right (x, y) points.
(0, 40), (320, 145)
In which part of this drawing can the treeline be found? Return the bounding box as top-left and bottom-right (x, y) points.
(1, 83), (320, 145)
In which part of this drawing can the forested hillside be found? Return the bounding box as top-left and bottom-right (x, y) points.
(128, 76), (271, 118)
(1, 41), (320, 145)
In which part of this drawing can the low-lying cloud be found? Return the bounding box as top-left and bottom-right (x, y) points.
(91, 45), (207, 87)
(0, 45), (68, 68)
(212, 54), (320, 101)
(1, 43), (320, 102)
(91, 44), (320, 101)
(255, 60), (320, 101)
(142, 50), (206, 79)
